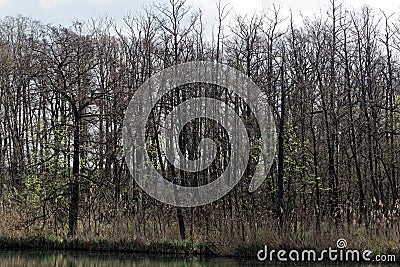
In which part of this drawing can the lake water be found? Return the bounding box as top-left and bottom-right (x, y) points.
(0, 250), (395, 266)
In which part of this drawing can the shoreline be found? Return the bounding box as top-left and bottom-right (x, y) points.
(1, 235), (398, 261)
(0, 236), (215, 257)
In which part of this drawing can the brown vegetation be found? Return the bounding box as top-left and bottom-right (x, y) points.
(0, 0), (400, 255)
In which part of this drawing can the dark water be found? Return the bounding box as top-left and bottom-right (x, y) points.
(0, 250), (394, 266)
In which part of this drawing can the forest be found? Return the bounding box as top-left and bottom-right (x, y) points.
(0, 0), (400, 256)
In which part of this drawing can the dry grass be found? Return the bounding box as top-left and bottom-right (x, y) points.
(1, 202), (400, 257)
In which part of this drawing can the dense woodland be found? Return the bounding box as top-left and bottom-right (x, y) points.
(1, 0), (400, 250)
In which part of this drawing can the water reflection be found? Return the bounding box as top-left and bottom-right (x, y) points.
(0, 250), (395, 266)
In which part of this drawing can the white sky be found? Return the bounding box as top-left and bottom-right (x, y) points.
(0, 0), (398, 30)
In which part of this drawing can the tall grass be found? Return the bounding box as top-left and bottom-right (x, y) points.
(1, 202), (399, 257)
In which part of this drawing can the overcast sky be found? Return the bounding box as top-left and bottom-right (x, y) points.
(0, 0), (398, 30)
